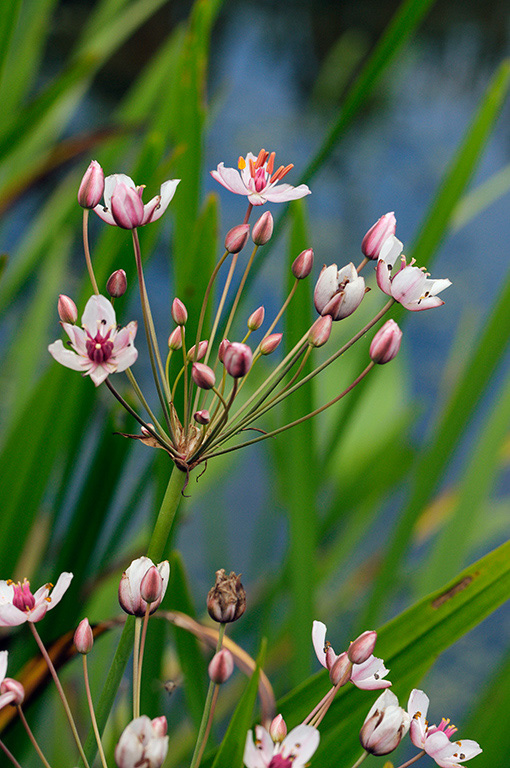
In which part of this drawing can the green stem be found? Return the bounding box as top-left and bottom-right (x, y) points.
(17, 706), (53, 768)
(133, 618), (142, 719)
(82, 210), (99, 295)
(0, 739), (23, 768)
(189, 625), (226, 768)
(395, 751), (426, 768)
(349, 751), (369, 768)
(81, 657), (109, 768)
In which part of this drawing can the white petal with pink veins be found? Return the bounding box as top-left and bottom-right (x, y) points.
(81, 294), (116, 332)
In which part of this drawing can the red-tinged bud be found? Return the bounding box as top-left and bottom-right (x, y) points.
(78, 160), (105, 209)
(106, 269), (127, 298)
(360, 691), (410, 756)
(348, 630), (377, 665)
(208, 649), (234, 684)
(269, 715), (287, 743)
(187, 340), (208, 361)
(370, 320), (402, 364)
(252, 211), (274, 245)
(218, 339), (230, 363)
(223, 342), (252, 378)
(140, 566), (164, 604)
(361, 212), (396, 260)
(119, 557), (170, 617)
(248, 306), (265, 331)
(171, 298), (188, 325)
(168, 327), (183, 350)
(308, 315), (332, 347)
(151, 716), (168, 738)
(259, 333), (282, 355)
(194, 409), (210, 425)
(292, 248), (314, 279)
(207, 569), (246, 623)
(192, 362), (216, 390)
(74, 618), (94, 654)
(110, 183), (144, 229)
(58, 294), (78, 324)
(225, 224), (250, 254)
(0, 678), (25, 706)
(329, 652), (353, 687)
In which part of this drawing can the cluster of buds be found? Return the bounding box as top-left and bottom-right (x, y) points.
(312, 621), (390, 690)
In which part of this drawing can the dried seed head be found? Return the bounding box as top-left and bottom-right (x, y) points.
(207, 569), (246, 623)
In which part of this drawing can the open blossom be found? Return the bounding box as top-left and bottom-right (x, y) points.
(115, 716), (169, 768)
(244, 723), (319, 768)
(376, 235), (451, 311)
(0, 573), (73, 626)
(211, 149), (311, 206)
(49, 295), (138, 386)
(314, 263), (365, 321)
(93, 172), (180, 228)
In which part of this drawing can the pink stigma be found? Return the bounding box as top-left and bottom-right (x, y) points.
(254, 167), (267, 192)
(11, 579), (35, 611)
(86, 331), (114, 364)
(268, 755), (293, 768)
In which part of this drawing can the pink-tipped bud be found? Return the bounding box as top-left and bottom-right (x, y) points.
(259, 333), (282, 355)
(361, 212), (396, 260)
(78, 160), (105, 209)
(218, 339), (230, 363)
(58, 294), (78, 324)
(74, 618), (94, 654)
(329, 652), (353, 686)
(194, 409), (210, 425)
(208, 649), (234, 684)
(110, 183), (144, 229)
(151, 716), (168, 738)
(140, 566), (164, 604)
(106, 269), (127, 298)
(360, 691), (410, 756)
(348, 630), (377, 665)
(168, 327), (183, 350)
(370, 320), (402, 364)
(225, 224), (250, 254)
(187, 340), (208, 361)
(192, 362), (216, 390)
(308, 315), (332, 347)
(252, 211), (274, 245)
(292, 248), (314, 279)
(171, 298), (188, 326)
(248, 306), (265, 331)
(207, 569), (246, 623)
(0, 678), (25, 706)
(223, 342), (252, 378)
(269, 715), (287, 743)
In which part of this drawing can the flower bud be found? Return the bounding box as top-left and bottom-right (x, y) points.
(187, 340), (208, 361)
(218, 339), (230, 363)
(140, 566), (164, 604)
(207, 569), (246, 623)
(259, 333), (282, 355)
(115, 716), (169, 768)
(194, 409), (210, 425)
(78, 160), (105, 209)
(248, 306), (265, 331)
(168, 327), (183, 350)
(252, 211), (273, 245)
(171, 298), (188, 326)
(151, 716), (168, 738)
(106, 269), (127, 298)
(192, 362), (216, 390)
(360, 690), (410, 756)
(0, 678), (25, 706)
(369, 320), (402, 364)
(329, 652), (353, 687)
(361, 212), (396, 260)
(74, 618), (94, 654)
(223, 342), (252, 378)
(269, 715), (287, 743)
(110, 183), (144, 229)
(348, 630), (377, 665)
(58, 294), (78, 324)
(292, 248), (314, 279)
(307, 315), (332, 347)
(225, 224), (250, 254)
(119, 557), (170, 617)
(208, 649), (234, 684)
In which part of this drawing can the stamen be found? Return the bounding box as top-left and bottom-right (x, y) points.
(270, 165), (285, 183)
(266, 151), (275, 175)
(238, 156), (246, 170)
(279, 163), (294, 179)
(249, 158), (256, 178)
(254, 149), (268, 169)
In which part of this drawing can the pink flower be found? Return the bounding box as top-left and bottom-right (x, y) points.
(93, 173), (179, 228)
(0, 573), (73, 626)
(211, 149), (311, 206)
(49, 295), (138, 386)
(118, 557), (170, 617)
(376, 236), (451, 311)
(314, 263), (365, 320)
(244, 722), (319, 768)
(360, 690), (410, 756)
(361, 212), (396, 260)
(115, 716), (169, 768)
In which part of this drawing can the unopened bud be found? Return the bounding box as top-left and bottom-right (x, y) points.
(194, 409), (210, 425)
(269, 715), (287, 743)
(58, 294), (78, 324)
(171, 298), (188, 325)
(252, 211), (274, 245)
(248, 306), (265, 331)
(360, 691), (410, 756)
(78, 160), (105, 209)
(74, 618), (94, 654)
(292, 248), (314, 279)
(370, 320), (402, 364)
(119, 557), (170, 617)
(329, 652), (353, 687)
(259, 333), (282, 355)
(140, 566), (164, 604)
(106, 269), (127, 298)
(110, 183), (145, 229)
(168, 327), (183, 350)
(187, 340), (208, 361)
(208, 649), (234, 684)
(361, 212), (396, 260)
(151, 716), (168, 738)
(223, 342), (252, 378)
(218, 339), (230, 363)
(308, 315), (332, 347)
(192, 362), (216, 390)
(225, 224), (250, 254)
(207, 569), (246, 623)
(348, 630), (377, 665)
(0, 678), (25, 706)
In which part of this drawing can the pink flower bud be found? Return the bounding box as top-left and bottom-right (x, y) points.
(194, 409), (210, 425)
(187, 340), (208, 361)
(106, 269), (127, 298)
(58, 294), (78, 324)
(259, 333), (282, 355)
(151, 716), (168, 738)
(192, 362), (216, 390)
(307, 315), (332, 347)
(348, 630), (377, 665)
(329, 652), (353, 687)
(360, 690), (410, 756)
(208, 649), (234, 684)
(223, 342), (252, 378)
(361, 212), (396, 260)
(0, 678), (25, 706)
(119, 557), (170, 617)
(225, 224), (250, 254)
(74, 618), (94, 654)
(269, 715), (287, 743)
(207, 569), (246, 623)
(78, 160), (105, 209)
(110, 183), (145, 229)
(252, 211), (274, 245)
(292, 248), (314, 279)
(140, 566), (164, 604)
(218, 339), (230, 362)
(248, 306), (265, 331)
(171, 298), (188, 325)
(369, 320), (402, 364)
(168, 327), (183, 350)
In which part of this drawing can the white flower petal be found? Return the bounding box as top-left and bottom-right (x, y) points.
(312, 620), (328, 667)
(281, 725), (320, 766)
(0, 603), (28, 627)
(0, 582), (14, 604)
(103, 173), (136, 208)
(81, 294), (116, 333)
(46, 572), (73, 611)
(0, 651), (8, 683)
(48, 340), (89, 372)
(264, 183), (311, 202)
(211, 164), (250, 195)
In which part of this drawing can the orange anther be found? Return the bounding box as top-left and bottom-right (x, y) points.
(254, 148), (267, 169)
(280, 164), (294, 179)
(249, 158), (256, 178)
(238, 156), (246, 170)
(270, 165), (285, 183)
(266, 152), (275, 176)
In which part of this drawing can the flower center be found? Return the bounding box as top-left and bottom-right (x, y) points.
(10, 579), (35, 611)
(86, 331), (114, 364)
(269, 755), (293, 768)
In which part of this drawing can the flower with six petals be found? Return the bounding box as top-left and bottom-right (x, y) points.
(0, 573), (73, 626)
(93, 173), (180, 229)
